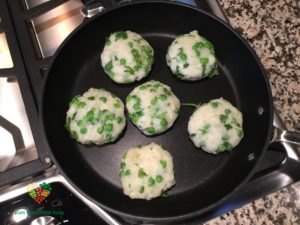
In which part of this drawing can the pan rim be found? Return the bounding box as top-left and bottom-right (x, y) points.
(40, 1), (274, 222)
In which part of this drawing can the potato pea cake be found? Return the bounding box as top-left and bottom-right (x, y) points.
(166, 30), (218, 80)
(65, 88), (126, 145)
(188, 98), (244, 154)
(120, 143), (175, 200)
(101, 31), (154, 84)
(126, 80), (180, 135)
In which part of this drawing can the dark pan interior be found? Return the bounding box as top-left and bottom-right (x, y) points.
(42, 2), (272, 222)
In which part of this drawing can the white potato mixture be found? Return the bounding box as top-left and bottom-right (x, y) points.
(120, 143), (175, 200)
(101, 31), (154, 84)
(126, 80), (180, 135)
(65, 88), (126, 145)
(166, 30), (218, 80)
(188, 98), (244, 154)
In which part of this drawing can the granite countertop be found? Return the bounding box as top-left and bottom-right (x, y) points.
(204, 0), (300, 224)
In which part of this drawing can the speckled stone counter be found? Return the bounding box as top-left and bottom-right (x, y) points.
(204, 0), (300, 224)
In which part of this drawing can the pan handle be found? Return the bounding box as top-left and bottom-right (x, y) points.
(271, 111), (300, 162)
(81, 0), (117, 17)
(272, 127), (300, 145)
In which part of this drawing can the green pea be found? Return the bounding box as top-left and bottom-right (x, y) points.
(160, 118), (168, 128)
(133, 95), (141, 102)
(104, 124), (113, 132)
(133, 103), (141, 111)
(178, 48), (187, 61)
(130, 112), (143, 123)
(156, 175), (163, 183)
(222, 135), (229, 141)
(180, 53), (187, 61)
(128, 42), (133, 48)
(80, 127), (87, 134)
(139, 186), (145, 193)
(219, 114), (228, 123)
(238, 130), (244, 138)
(126, 95), (132, 102)
(148, 177), (155, 187)
(78, 102), (86, 108)
(225, 124), (233, 130)
(200, 58), (208, 65)
(211, 101), (219, 108)
(116, 116), (123, 124)
(77, 120), (84, 127)
(122, 153), (127, 159)
(87, 110), (94, 121)
(225, 109), (231, 115)
(160, 160), (167, 168)
(70, 96), (80, 106)
(153, 83), (160, 89)
(159, 94), (167, 101)
(114, 102), (121, 108)
(183, 63), (189, 68)
(204, 41), (213, 50)
(106, 113), (116, 121)
(138, 168), (147, 178)
(120, 162), (126, 169)
(190, 133), (196, 138)
(119, 169), (130, 177)
(99, 97), (107, 103)
(120, 58), (126, 65)
(124, 169), (131, 176)
(146, 127), (156, 134)
(87, 96), (95, 101)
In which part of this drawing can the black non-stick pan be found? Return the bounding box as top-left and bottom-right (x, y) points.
(41, 1), (274, 222)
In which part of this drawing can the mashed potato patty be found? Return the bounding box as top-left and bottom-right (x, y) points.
(65, 88), (126, 145)
(120, 143), (175, 200)
(188, 98), (244, 154)
(101, 31), (154, 84)
(126, 80), (180, 135)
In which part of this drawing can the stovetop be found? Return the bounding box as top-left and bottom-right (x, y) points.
(0, 0), (300, 224)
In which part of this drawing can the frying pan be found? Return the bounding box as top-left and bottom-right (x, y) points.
(40, 1), (299, 223)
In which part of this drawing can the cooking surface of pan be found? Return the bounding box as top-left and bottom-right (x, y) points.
(41, 2), (273, 221)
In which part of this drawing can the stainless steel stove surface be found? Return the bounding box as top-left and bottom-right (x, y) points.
(0, 0), (300, 224)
